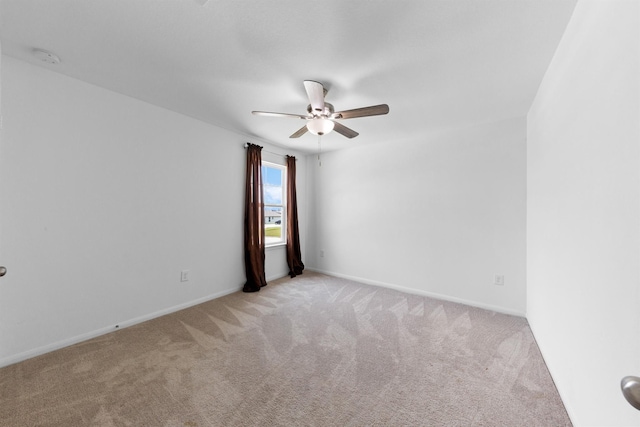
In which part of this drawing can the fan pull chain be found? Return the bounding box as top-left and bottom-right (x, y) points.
(317, 135), (322, 167)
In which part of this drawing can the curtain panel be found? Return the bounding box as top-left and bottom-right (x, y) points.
(285, 155), (305, 277)
(243, 144), (267, 292)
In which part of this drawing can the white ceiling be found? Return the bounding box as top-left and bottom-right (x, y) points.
(0, 0), (577, 153)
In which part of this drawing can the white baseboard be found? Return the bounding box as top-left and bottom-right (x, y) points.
(0, 285), (242, 368)
(306, 268), (526, 318)
(527, 320), (577, 425)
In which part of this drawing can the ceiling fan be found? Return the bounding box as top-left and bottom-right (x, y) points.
(252, 80), (389, 139)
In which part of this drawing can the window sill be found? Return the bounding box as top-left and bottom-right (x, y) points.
(266, 242), (286, 250)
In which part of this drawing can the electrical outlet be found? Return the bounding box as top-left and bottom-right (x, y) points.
(494, 274), (505, 286)
(320, 250), (325, 258)
(181, 270), (190, 282)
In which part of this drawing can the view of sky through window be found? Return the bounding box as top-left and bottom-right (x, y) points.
(262, 166), (282, 204)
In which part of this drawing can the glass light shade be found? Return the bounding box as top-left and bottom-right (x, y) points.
(306, 118), (335, 136)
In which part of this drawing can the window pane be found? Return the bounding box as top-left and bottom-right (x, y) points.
(262, 163), (285, 246)
(264, 185), (282, 205)
(265, 207), (283, 244)
(262, 166), (283, 205)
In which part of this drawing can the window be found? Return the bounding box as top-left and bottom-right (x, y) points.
(262, 162), (286, 246)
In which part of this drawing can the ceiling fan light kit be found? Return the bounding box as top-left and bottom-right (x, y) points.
(306, 118), (334, 136)
(252, 80), (389, 139)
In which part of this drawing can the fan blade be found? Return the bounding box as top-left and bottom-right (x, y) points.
(303, 80), (325, 115)
(252, 111), (307, 119)
(289, 125), (309, 138)
(332, 121), (359, 139)
(332, 104), (389, 120)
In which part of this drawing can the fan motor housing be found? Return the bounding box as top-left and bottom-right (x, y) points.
(307, 103), (334, 118)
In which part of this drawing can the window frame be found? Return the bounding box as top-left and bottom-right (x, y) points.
(262, 161), (287, 247)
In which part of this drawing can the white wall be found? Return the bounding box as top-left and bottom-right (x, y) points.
(0, 56), (306, 366)
(527, 1), (640, 425)
(306, 117), (527, 315)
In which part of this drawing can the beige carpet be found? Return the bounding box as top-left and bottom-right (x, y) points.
(0, 272), (571, 426)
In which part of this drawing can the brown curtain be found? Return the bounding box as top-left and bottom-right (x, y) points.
(286, 155), (305, 277)
(243, 144), (267, 292)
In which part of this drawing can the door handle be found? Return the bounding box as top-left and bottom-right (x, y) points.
(0, 266), (6, 277)
(621, 376), (640, 410)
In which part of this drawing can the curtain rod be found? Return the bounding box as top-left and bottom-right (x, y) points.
(243, 143), (297, 160)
